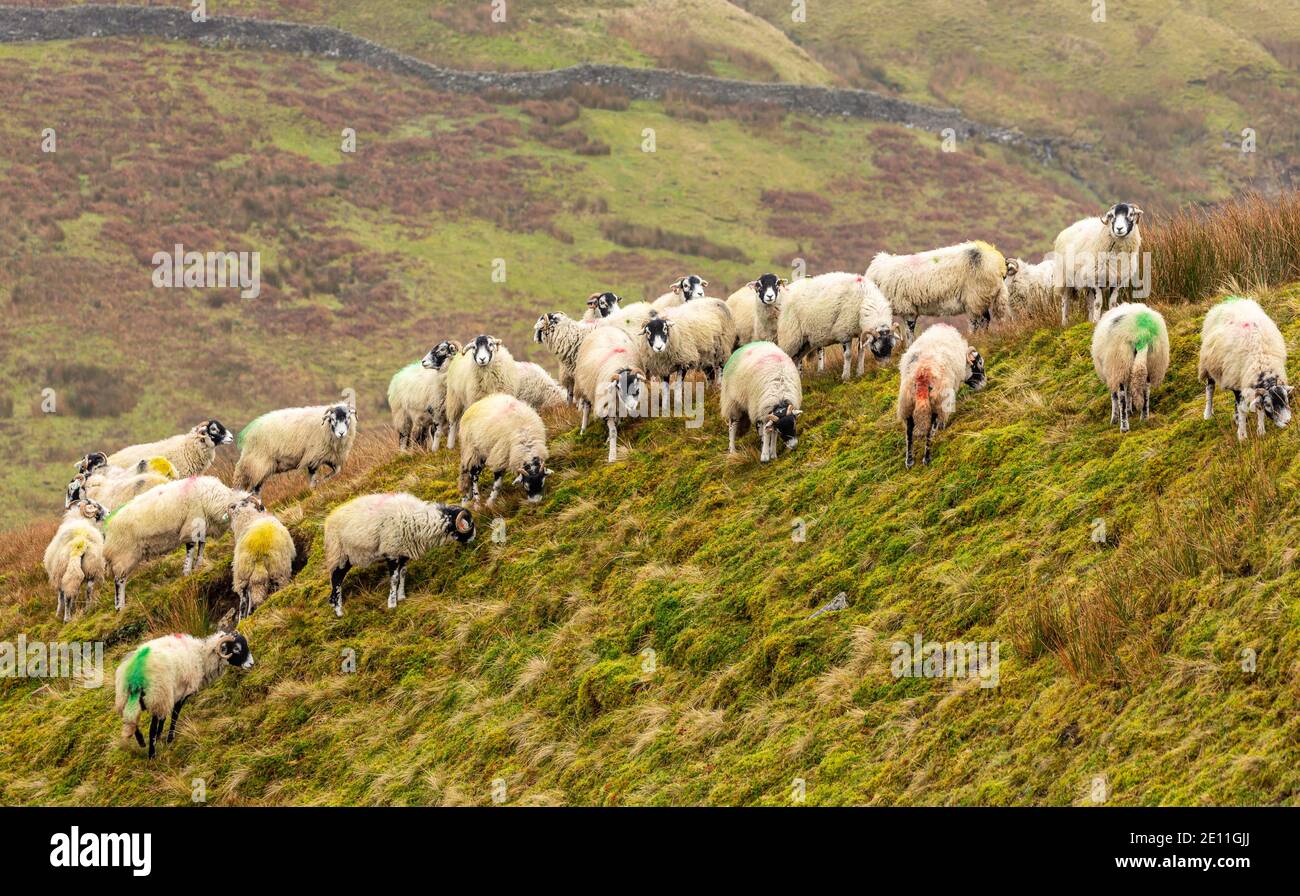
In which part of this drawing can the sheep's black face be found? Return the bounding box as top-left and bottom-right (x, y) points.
(1104, 202), (1142, 238)
(643, 314), (672, 352)
(868, 326), (898, 360)
(422, 340), (458, 370)
(204, 420), (233, 446)
(965, 350), (987, 391)
(325, 405), (351, 439)
(76, 452), (107, 476)
(754, 273), (784, 306)
(219, 633), (254, 670)
(65, 478), (84, 509)
(769, 400), (800, 447)
(677, 275), (707, 301)
(587, 292), (621, 317)
(1252, 375), (1292, 427)
(443, 506), (476, 543)
(515, 457), (552, 503)
(534, 313), (561, 344)
(615, 369), (646, 415)
(469, 335), (496, 367)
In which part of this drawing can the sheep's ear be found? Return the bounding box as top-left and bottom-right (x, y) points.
(640, 323), (651, 335)
(490, 337), (502, 349)
(747, 280), (759, 290)
(778, 278), (788, 287)
(1129, 205), (1144, 222)
(1102, 206), (1116, 223)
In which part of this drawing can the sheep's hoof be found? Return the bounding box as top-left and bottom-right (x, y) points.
(904, 457), (914, 469)
(332, 603), (343, 618)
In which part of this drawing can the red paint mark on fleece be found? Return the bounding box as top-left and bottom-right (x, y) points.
(179, 476), (198, 497)
(914, 367), (934, 403)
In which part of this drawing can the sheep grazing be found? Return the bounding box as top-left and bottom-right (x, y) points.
(896, 323), (987, 468)
(777, 272), (900, 380)
(234, 400), (358, 494)
(324, 493), (476, 616)
(1199, 297), (1292, 440)
(43, 499), (107, 622)
(1054, 202), (1143, 323)
(457, 393), (552, 505)
(573, 325), (649, 462)
(66, 456), (177, 512)
(1002, 256), (1058, 321)
(388, 340), (460, 451)
(514, 362), (568, 411)
(444, 335), (519, 450)
(726, 273), (786, 349)
(583, 291), (622, 321)
(228, 494), (297, 622)
(115, 631), (253, 759)
(534, 312), (595, 404)
(1091, 303), (1170, 433)
(720, 341), (803, 462)
(866, 241), (1008, 341)
(107, 420), (233, 478)
(652, 274), (708, 309)
(102, 475), (237, 610)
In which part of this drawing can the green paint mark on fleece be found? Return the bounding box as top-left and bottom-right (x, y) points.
(1134, 311), (1161, 351)
(122, 646), (150, 717)
(723, 342), (766, 378)
(238, 413), (271, 450)
(1220, 295), (1245, 304)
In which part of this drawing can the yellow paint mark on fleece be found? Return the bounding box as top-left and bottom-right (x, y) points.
(145, 456), (177, 479)
(973, 240), (1006, 273)
(240, 520), (279, 559)
(68, 537), (87, 558)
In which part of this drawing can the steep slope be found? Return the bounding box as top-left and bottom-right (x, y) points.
(2, 285), (1299, 806)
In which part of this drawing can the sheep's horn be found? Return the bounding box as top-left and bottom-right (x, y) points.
(454, 510), (473, 534)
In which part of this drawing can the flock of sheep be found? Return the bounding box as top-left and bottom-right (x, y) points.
(35, 202), (1293, 760)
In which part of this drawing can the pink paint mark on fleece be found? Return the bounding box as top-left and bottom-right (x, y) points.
(179, 476), (198, 497)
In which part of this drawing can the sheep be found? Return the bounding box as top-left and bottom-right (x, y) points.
(776, 272), (900, 380)
(896, 323), (987, 468)
(1091, 303), (1170, 433)
(234, 400), (357, 494)
(514, 361), (568, 411)
(1002, 256), (1058, 321)
(1054, 203), (1143, 324)
(582, 291), (622, 321)
(323, 493), (476, 616)
(457, 393), (552, 505)
(228, 493), (297, 622)
(444, 335), (519, 450)
(720, 341), (803, 462)
(66, 455), (177, 510)
(866, 240), (1008, 342)
(652, 274), (708, 309)
(107, 420), (233, 478)
(573, 324), (649, 463)
(114, 630), (253, 759)
(387, 340), (460, 451)
(726, 273), (786, 349)
(102, 475), (237, 610)
(43, 498), (107, 622)
(641, 298), (737, 386)
(534, 312), (596, 404)
(1198, 296), (1292, 440)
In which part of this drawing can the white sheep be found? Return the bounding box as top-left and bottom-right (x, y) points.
(234, 400), (357, 493)
(777, 272), (900, 380)
(896, 323), (987, 468)
(107, 420), (233, 478)
(43, 498), (107, 622)
(324, 493), (476, 616)
(1199, 297), (1292, 440)
(387, 340), (460, 451)
(573, 325), (649, 463)
(457, 393), (552, 505)
(115, 630), (253, 758)
(640, 298), (737, 385)
(866, 241), (1008, 342)
(726, 273), (786, 349)
(65, 456), (177, 512)
(652, 274), (708, 309)
(444, 335), (519, 450)
(719, 341), (803, 462)
(1054, 203), (1143, 323)
(1002, 256), (1058, 321)
(1091, 303), (1170, 433)
(102, 475), (237, 610)
(228, 494), (297, 622)
(514, 361), (568, 411)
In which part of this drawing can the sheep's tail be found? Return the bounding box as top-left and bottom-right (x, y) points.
(60, 538), (89, 595)
(913, 369), (934, 434)
(1129, 345), (1149, 410)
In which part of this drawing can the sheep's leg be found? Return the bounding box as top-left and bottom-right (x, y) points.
(1203, 379), (1215, 420)
(727, 420), (737, 454)
(580, 401), (589, 434)
(56, 590), (67, 622)
(487, 472), (503, 506)
(1144, 385), (1152, 421)
(307, 464), (319, 488)
(1089, 288), (1103, 323)
(1118, 384), (1129, 433)
(194, 538), (206, 570)
(133, 726), (145, 748)
(329, 562), (350, 617)
(1108, 287), (1122, 310)
(84, 581), (95, 614)
(182, 543), (194, 576)
(431, 420), (444, 452)
(923, 418), (938, 465)
(167, 696), (188, 744)
(840, 340), (853, 382)
(856, 338), (867, 377)
(1232, 390), (1246, 441)
(447, 421), (457, 450)
(906, 319), (917, 345)
(673, 370), (685, 409)
(1109, 392), (1118, 424)
(817, 349), (825, 372)
(1061, 291), (1069, 327)
(1258, 406), (1267, 436)
(114, 578), (126, 611)
(148, 714), (162, 759)
(607, 418), (618, 463)
(905, 417), (915, 469)
(387, 558), (401, 609)
(397, 559), (408, 602)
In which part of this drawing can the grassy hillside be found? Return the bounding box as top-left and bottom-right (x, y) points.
(2, 282), (1300, 806)
(0, 37), (1094, 526)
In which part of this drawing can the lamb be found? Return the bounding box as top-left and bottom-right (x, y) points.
(776, 272), (900, 380)
(65, 456), (177, 512)
(228, 493), (297, 622)
(107, 420), (233, 478)
(514, 362), (568, 411)
(1002, 256), (1058, 321)
(114, 630), (253, 759)
(582, 291), (622, 321)
(234, 400), (357, 493)
(444, 335), (519, 450)
(652, 274), (708, 309)
(726, 273), (786, 349)
(43, 498), (107, 622)
(1198, 297), (1292, 440)
(534, 312), (596, 403)
(102, 475), (238, 610)
(573, 325), (649, 463)
(1091, 303), (1170, 433)
(457, 393), (552, 505)
(387, 340), (460, 451)
(896, 323), (987, 468)
(323, 493), (476, 616)
(866, 240), (1009, 341)
(719, 341), (803, 462)
(1054, 203), (1143, 323)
